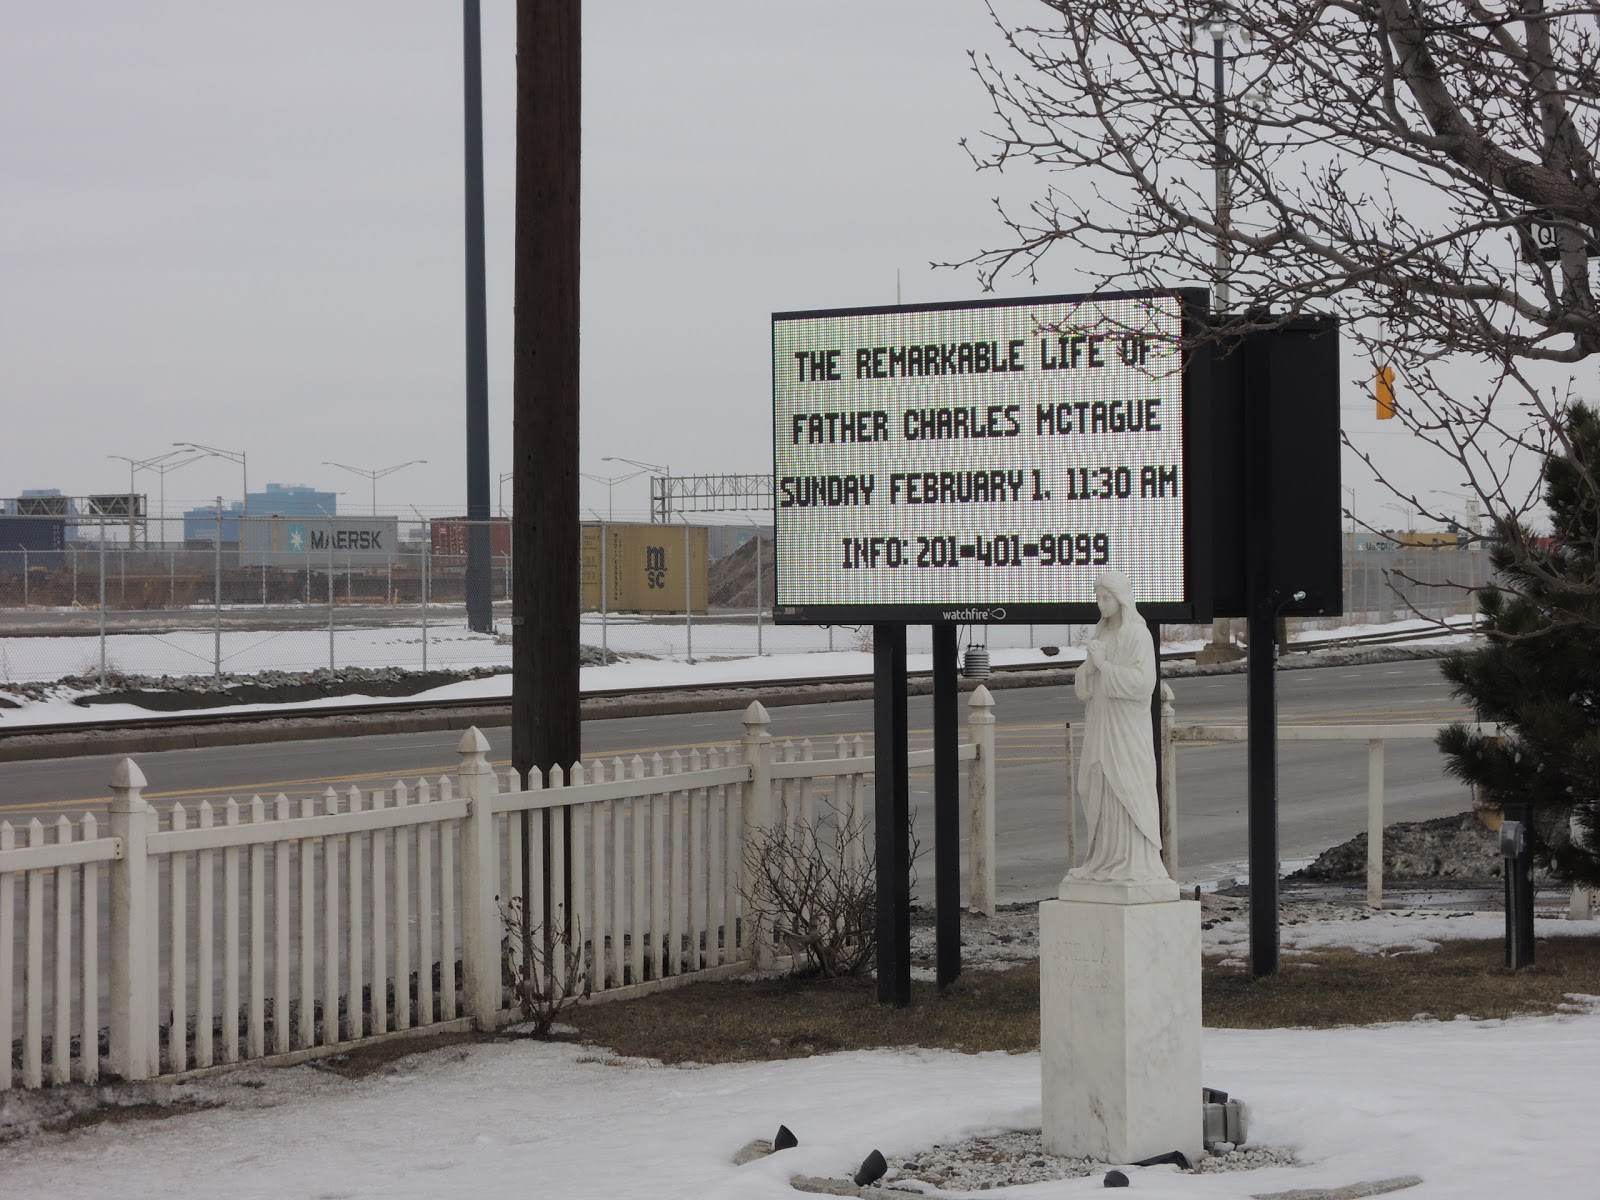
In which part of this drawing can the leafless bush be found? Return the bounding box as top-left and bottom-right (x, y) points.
(741, 803), (919, 978)
(500, 896), (585, 1036)
(743, 805), (876, 977)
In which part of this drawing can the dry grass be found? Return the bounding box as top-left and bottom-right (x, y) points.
(570, 964), (1042, 1065)
(1204, 937), (1600, 1028)
(40, 1100), (215, 1136)
(308, 1030), (488, 1079)
(568, 937), (1600, 1065)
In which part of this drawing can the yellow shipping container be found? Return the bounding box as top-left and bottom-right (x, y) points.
(1394, 531), (1465, 548)
(581, 523), (708, 613)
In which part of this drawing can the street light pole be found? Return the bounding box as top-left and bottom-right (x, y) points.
(109, 454), (138, 547)
(1428, 488), (1480, 535)
(1200, 8), (1243, 663)
(110, 450), (202, 548)
(1337, 486), (1363, 624)
(581, 469), (648, 522)
(1429, 488), (1482, 622)
(1383, 501), (1415, 532)
(174, 441), (248, 518)
(150, 454), (201, 547)
(601, 456), (671, 522)
(322, 460), (428, 515)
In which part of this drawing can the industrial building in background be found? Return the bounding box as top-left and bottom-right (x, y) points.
(183, 484), (339, 545)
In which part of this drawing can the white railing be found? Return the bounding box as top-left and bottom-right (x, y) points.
(1, 688), (997, 1090)
(1170, 720), (1496, 906)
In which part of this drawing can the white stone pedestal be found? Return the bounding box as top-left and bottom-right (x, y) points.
(1040, 893), (1202, 1164)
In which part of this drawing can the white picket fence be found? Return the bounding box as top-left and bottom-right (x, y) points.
(1, 689), (997, 1091)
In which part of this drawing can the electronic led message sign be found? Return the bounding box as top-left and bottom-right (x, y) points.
(772, 290), (1207, 623)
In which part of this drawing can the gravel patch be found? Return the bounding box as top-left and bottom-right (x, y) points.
(909, 906), (1040, 973)
(881, 1131), (1100, 1191)
(819, 1131), (1300, 1194)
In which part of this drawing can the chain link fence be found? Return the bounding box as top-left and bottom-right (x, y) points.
(0, 513), (1492, 687)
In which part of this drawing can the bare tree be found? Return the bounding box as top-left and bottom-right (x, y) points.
(952, 1), (1600, 612)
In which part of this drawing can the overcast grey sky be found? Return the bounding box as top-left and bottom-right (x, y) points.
(1, 2), (1467, 528)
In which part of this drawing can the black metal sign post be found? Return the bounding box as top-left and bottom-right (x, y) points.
(933, 625), (961, 989)
(1246, 597), (1280, 977)
(1201, 314), (1342, 978)
(1244, 344), (1281, 978)
(874, 623), (912, 1006)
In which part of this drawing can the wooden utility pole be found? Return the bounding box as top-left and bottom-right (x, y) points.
(512, 0), (581, 782)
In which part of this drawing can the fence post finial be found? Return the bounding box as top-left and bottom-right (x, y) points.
(107, 757), (156, 1080)
(457, 726), (500, 1027)
(967, 684), (995, 719)
(457, 725), (492, 761)
(741, 700), (776, 967)
(741, 700), (771, 739)
(967, 686), (997, 916)
(109, 756), (148, 795)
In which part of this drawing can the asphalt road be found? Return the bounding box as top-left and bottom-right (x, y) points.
(1, 657), (1470, 901)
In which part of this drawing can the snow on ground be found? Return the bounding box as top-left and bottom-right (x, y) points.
(0, 616), (1549, 1195)
(4, 908), (1597, 1199)
(0, 615), (1477, 730)
(1213, 906), (1600, 957)
(3, 991), (1597, 1197)
(0, 612), (1013, 685)
(961, 902), (1600, 970)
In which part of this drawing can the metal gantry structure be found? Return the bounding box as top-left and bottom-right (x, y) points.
(650, 473), (775, 523)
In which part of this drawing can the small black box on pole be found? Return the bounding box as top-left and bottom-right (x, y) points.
(1202, 315), (1343, 620)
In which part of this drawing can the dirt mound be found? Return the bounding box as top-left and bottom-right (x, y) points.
(69, 668), (507, 711)
(1291, 810), (1515, 882)
(708, 535), (774, 609)
(27, 646), (618, 712)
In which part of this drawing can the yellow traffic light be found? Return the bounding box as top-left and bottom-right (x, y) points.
(1376, 365), (1396, 419)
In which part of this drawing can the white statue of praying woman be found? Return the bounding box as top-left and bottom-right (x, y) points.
(1067, 570), (1170, 885)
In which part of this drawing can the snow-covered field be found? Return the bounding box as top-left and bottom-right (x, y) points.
(0, 616), (1475, 730)
(1, 907), (1595, 1199)
(0, 611), (1023, 684)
